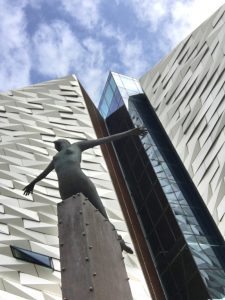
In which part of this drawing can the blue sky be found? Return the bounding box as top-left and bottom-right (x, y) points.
(0, 0), (224, 104)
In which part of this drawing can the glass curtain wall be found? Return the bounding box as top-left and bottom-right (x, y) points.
(99, 72), (225, 300)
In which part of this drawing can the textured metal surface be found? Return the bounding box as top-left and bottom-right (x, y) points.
(140, 4), (225, 237)
(0, 76), (149, 299)
(58, 194), (133, 300)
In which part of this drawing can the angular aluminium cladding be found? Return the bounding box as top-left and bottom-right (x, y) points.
(0, 75), (148, 300)
(140, 4), (225, 236)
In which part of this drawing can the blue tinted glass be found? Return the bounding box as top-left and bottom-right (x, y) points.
(114, 88), (122, 103)
(109, 76), (116, 91)
(27, 251), (50, 265)
(11, 245), (52, 269)
(117, 96), (124, 107)
(109, 99), (121, 115)
(105, 86), (113, 106)
(99, 72), (142, 118)
(99, 101), (109, 117)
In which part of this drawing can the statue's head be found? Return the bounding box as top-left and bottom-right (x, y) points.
(54, 139), (71, 152)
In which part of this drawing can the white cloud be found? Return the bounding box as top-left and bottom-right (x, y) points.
(117, 39), (148, 77)
(167, 0), (225, 46)
(82, 37), (104, 67)
(33, 21), (106, 102)
(130, 0), (225, 47)
(61, 0), (101, 30)
(0, 0), (31, 91)
(0, 0), (223, 101)
(130, 0), (170, 31)
(80, 37), (107, 102)
(32, 21), (84, 76)
(101, 23), (148, 77)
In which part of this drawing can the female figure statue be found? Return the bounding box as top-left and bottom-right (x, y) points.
(23, 127), (146, 253)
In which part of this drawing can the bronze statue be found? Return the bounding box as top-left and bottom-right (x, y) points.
(23, 127), (146, 253)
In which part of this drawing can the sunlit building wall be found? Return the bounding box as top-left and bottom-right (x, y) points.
(140, 4), (225, 238)
(0, 76), (149, 300)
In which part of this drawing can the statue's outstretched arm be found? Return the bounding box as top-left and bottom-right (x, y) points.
(77, 127), (147, 151)
(23, 161), (54, 195)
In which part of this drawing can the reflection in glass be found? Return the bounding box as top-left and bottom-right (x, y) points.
(109, 76), (116, 91)
(99, 101), (109, 118)
(129, 95), (225, 298)
(105, 85), (114, 106)
(99, 72), (225, 299)
(11, 245), (53, 269)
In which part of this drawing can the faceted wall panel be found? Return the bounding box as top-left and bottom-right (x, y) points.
(0, 76), (149, 299)
(140, 5), (225, 237)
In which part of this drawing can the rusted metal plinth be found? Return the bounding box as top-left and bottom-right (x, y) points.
(58, 194), (133, 300)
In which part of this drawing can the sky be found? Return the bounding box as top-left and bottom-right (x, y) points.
(0, 0), (225, 104)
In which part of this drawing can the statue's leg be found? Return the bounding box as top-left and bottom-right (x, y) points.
(83, 181), (109, 220)
(82, 179), (133, 253)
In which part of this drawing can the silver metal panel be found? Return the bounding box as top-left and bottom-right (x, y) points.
(140, 5), (225, 238)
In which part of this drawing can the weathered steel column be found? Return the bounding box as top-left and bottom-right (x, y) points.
(58, 193), (133, 300)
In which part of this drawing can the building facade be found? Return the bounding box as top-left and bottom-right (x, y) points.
(98, 70), (225, 299)
(0, 76), (149, 300)
(140, 4), (225, 238)
(97, 5), (225, 299)
(1, 4), (225, 300)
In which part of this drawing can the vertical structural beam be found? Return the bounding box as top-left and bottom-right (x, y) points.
(58, 194), (133, 300)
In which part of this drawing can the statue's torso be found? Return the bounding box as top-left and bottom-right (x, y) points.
(53, 144), (82, 174)
(52, 144), (93, 200)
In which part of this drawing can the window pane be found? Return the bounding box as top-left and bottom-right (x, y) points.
(11, 245), (53, 269)
(105, 86), (113, 106)
(109, 76), (116, 91)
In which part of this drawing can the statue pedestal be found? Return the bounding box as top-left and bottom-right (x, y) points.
(58, 194), (133, 300)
